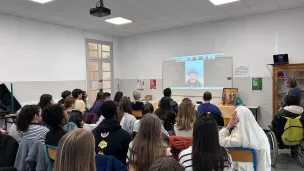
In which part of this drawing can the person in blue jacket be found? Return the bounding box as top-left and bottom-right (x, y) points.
(197, 91), (222, 117)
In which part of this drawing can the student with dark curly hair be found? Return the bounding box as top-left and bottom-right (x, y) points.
(58, 90), (72, 104)
(38, 94), (54, 111)
(42, 104), (69, 146)
(15, 105), (49, 143)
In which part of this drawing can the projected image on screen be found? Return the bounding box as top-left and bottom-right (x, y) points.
(162, 57), (232, 91)
(185, 60), (204, 87)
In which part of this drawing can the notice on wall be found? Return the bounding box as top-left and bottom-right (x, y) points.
(235, 66), (250, 77)
(150, 79), (156, 90)
(252, 77), (263, 92)
(137, 79), (144, 91)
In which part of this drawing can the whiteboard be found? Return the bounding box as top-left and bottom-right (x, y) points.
(162, 57), (233, 98)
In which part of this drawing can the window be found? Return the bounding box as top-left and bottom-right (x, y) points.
(86, 39), (113, 105)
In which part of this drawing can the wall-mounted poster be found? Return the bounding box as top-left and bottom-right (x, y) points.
(150, 79), (156, 90)
(252, 77), (263, 92)
(235, 66), (250, 77)
(137, 79), (144, 91)
(222, 88), (238, 106)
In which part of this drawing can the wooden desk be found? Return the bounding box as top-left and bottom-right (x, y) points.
(0, 114), (17, 128)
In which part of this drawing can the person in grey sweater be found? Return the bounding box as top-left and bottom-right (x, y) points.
(14, 138), (50, 171)
(117, 97), (137, 135)
(8, 123), (23, 143)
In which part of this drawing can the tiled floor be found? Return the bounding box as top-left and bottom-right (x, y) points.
(271, 149), (304, 171)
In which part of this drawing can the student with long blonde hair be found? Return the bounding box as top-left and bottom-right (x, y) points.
(174, 98), (196, 138)
(54, 129), (96, 171)
(128, 114), (171, 171)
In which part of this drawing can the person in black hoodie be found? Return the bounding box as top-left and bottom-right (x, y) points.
(163, 88), (178, 114)
(155, 97), (176, 135)
(92, 101), (131, 165)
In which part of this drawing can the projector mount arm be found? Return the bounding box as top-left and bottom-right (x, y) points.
(96, 0), (104, 7)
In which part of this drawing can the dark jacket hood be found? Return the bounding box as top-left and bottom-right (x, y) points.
(96, 119), (121, 133)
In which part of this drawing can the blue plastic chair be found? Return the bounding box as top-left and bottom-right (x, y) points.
(227, 147), (258, 171)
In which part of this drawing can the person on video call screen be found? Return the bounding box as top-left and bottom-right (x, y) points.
(186, 70), (202, 87)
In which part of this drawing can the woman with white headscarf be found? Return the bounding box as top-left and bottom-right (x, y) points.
(219, 106), (271, 171)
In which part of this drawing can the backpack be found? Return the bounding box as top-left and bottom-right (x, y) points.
(281, 115), (303, 146)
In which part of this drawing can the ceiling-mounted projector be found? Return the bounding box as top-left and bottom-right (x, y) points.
(90, 0), (111, 17)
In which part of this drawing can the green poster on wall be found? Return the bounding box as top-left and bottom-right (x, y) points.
(252, 77), (262, 92)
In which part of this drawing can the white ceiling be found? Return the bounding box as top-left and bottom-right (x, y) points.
(0, 0), (304, 37)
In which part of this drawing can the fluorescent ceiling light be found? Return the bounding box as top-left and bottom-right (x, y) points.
(209, 0), (240, 5)
(105, 17), (132, 25)
(30, 0), (54, 3)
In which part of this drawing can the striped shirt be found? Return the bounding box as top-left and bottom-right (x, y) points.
(23, 124), (49, 144)
(179, 146), (234, 171)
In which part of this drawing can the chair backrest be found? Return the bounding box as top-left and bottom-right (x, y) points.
(227, 147), (257, 171)
(132, 110), (142, 118)
(46, 145), (57, 169)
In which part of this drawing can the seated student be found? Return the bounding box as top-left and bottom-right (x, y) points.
(63, 97), (83, 128)
(271, 95), (304, 147)
(82, 91), (91, 111)
(69, 110), (83, 128)
(149, 157), (185, 171)
(163, 88), (178, 114)
(179, 115), (233, 171)
(92, 101), (131, 165)
(58, 90), (72, 104)
(91, 92), (111, 117)
(72, 88), (86, 113)
(174, 98), (196, 138)
(38, 94), (54, 111)
(54, 129), (96, 171)
(42, 104), (69, 146)
(128, 114), (172, 171)
(197, 91), (222, 117)
(8, 122), (23, 143)
(281, 77), (301, 108)
(15, 105), (49, 144)
(9, 110), (23, 143)
(219, 106), (270, 171)
(113, 91), (124, 105)
(155, 97), (176, 134)
(132, 91), (144, 111)
(118, 97), (137, 135)
(61, 97), (79, 131)
(0, 133), (19, 168)
(133, 103), (169, 138)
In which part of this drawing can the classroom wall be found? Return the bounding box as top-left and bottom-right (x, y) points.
(0, 13), (117, 105)
(116, 7), (304, 129)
